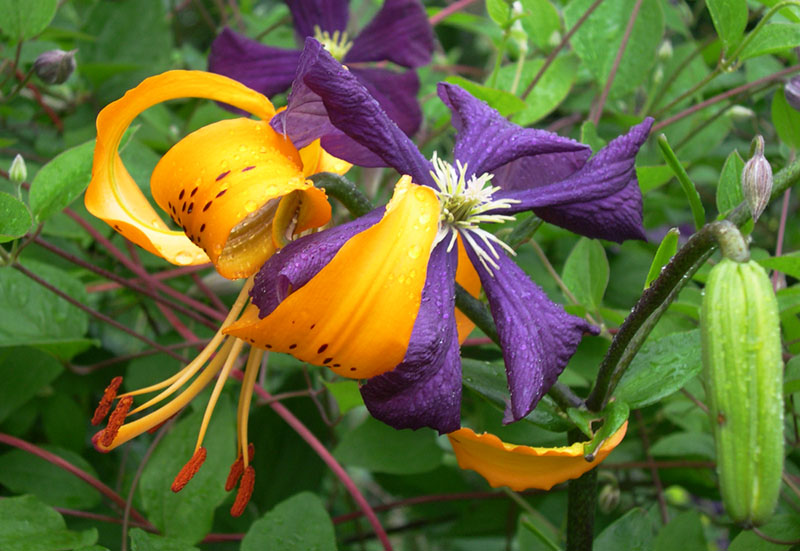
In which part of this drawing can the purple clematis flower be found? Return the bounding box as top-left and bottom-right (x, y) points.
(228, 42), (653, 435)
(208, 0), (433, 138)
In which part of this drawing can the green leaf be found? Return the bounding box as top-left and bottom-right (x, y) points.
(562, 238), (609, 311)
(637, 165), (676, 194)
(0, 495), (98, 551)
(334, 416), (442, 474)
(650, 432), (716, 459)
(444, 76), (527, 117)
(759, 252), (800, 279)
(595, 508), (656, 551)
(496, 54), (579, 125)
(0, 347), (62, 424)
(654, 511), (707, 551)
(584, 401), (629, 458)
(29, 141), (94, 223)
(580, 120), (607, 153)
(728, 514), (800, 550)
(705, 0), (747, 53)
(0, 446), (103, 509)
(519, 0), (560, 50)
(0, 0), (58, 42)
(740, 23), (800, 60)
(0, 192), (32, 242)
(486, 0), (512, 27)
(241, 493), (337, 551)
(322, 380), (364, 415)
(657, 134), (705, 229)
(564, 0), (664, 98)
(615, 330), (702, 408)
(139, 394), (235, 544)
(129, 529), (200, 551)
(644, 228), (680, 289)
(716, 150), (745, 214)
(772, 88), (800, 149)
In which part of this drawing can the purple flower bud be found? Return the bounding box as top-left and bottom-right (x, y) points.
(33, 49), (77, 84)
(741, 136), (773, 222)
(785, 75), (800, 112)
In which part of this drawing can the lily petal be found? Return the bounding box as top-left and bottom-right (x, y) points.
(448, 422), (628, 491)
(464, 240), (597, 423)
(455, 236), (481, 342)
(286, 0), (349, 38)
(86, 70), (280, 269)
(345, 0), (434, 68)
(360, 241), (462, 434)
(437, 82), (590, 180)
(208, 28), (301, 100)
(225, 178), (440, 379)
(299, 139), (353, 176)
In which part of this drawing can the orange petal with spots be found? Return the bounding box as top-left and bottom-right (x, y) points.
(151, 117), (330, 279)
(455, 236), (481, 343)
(225, 177), (440, 379)
(86, 70), (281, 271)
(447, 422), (628, 491)
(299, 139), (352, 177)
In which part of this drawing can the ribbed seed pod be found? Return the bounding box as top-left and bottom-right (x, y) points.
(701, 258), (784, 526)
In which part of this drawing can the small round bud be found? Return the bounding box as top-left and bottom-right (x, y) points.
(598, 483), (621, 513)
(664, 485), (691, 507)
(548, 30), (561, 49)
(786, 75), (800, 112)
(741, 136), (773, 222)
(9, 154), (27, 184)
(658, 40), (673, 61)
(33, 49), (77, 85)
(652, 65), (664, 86)
(726, 105), (755, 122)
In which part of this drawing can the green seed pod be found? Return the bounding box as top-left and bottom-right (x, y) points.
(701, 258), (784, 526)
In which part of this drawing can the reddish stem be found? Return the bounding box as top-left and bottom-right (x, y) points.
(772, 188), (791, 290)
(14, 68), (63, 131)
(429, 0), (480, 25)
(87, 264), (214, 293)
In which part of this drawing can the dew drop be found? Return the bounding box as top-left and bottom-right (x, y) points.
(175, 251), (193, 265)
(245, 200), (258, 213)
(408, 244), (422, 259)
(419, 213), (431, 224)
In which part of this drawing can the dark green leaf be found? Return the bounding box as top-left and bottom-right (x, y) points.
(584, 401), (629, 457)
(497, 55), (579, 125)
(29, 141), (94, 222)
(759, 252), (800, 280)
(0, 192), (31, 242)
(772, 89), (800, 149)
(637, 165), (677, 194)
(716, 150), (745, 214)
(129, 529), (200, 551)
(334, 416), (442, 474)
(594, 508), (656, 551)
(580, 120), (607, 153)
(0, 495), (98, 551)
(706, 0), (747, 53)
(654, 511), (706, 551)
(322, 380), (364, 415)
(519, 0), (560, 50)
(728, 514), (800, 550)
(740, 23), (800, 60)
(615, 330), (702, 408)
(562, 238), (609, 311)
(0, 347), (62, 424)
(241, 493), (336, 551)
(0, 0), (58, 42)
(644, 228), (680, 289)
(444, 76), (527, 117)
(650, 432), (716, 459)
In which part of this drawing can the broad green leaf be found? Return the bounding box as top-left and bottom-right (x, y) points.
(0, 259), (91, 359)
(615, 330), (702, 408)
(753, 0), (800, 22)
(650, 432), (715, 459)
(706, 0), (747, 53)
(334, 416), (442, 474)
(444, 76), (527, 117)
(595, 508), (656, 551)
(0, 347), (62, 424)
(322, 380), (364, 415)
(139, 394), (235, 544)
(241, 493), (336, 551)
(0, 446), (103, 509)
(519, 0), (560, 50)
(496, 54), (579, 125)
(637, 165), (676, 193)
(562, 238), (609, 311)
(42, 393), (86, 453)
(0, 0), (58, 42)
(129, 529), (200, 551)
(729, 514), (800, 550)
(654, 511), (707, 551)
(564, 0), (664, 98)
(759, 252), (800, 279)
(772, 89), (800, 149)
(716, 150), (745, 214)
(29, 141), (94, 222)
(0, 495), (98, 551)
(486, 0), (512, 27)
(644, 228), (680, 289)
(0, 192), (31, 242)
(740, 23), (800, 60)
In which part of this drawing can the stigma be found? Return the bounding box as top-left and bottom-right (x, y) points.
(429, 153), (519, 274)
(313, 26), (353, 61)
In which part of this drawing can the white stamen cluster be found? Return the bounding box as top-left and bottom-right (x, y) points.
(313, 26), (353, 61)
(429, 152), (520, 275)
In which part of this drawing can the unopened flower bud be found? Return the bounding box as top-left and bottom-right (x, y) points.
(548, 30), (561, 49)
(509, 2), (529, 55)
(598, 482), (621, 513)
(741, 136), (773, 222)
(658, 40), (673, 61)
(785, 75), (800, 111)
(33, 49), (77, 84)
(727, 105), (754, 121)
(9, 154), (26, 184)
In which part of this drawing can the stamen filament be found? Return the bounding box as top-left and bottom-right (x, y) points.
(237, 348), (264, 468)
(194, 337), (245, 451)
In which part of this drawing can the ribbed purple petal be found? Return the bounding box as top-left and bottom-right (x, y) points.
(361, 241), (462, 434)
(345, 0), (434, 68)
(437, 83), (591, 180)
(208, 28), (301, 100)
(349, 67), (422, 137)
(250, 208), (383, 318)
(490, 118), (653, 215)
(464, 239), (597, 423)
(287, 0), (349, 38)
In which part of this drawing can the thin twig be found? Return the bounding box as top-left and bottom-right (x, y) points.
(86, 264), (213, 293)
(429, 0), (480, 26)
(635, 410), (668, 524)
(772, 188), (792, 290)
(70, 340), (209, 374)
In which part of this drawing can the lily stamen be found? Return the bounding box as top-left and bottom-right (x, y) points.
(225, 442), (255, 492)
(231, 466), (256, 517)
(91, 376), (123, 425)
(100, 396), (133, 447)
(171, 447), (207, 492)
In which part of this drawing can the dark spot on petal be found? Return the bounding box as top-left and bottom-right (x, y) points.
(265, 344), (272, 349)
(289, 344), (297, 350)
(178, 189), (185, 200)
(242, 165), (255, 172)
(349, 367), (356, 371)
(248, 338), (255, 343)
(216, 189), (227, 198)
(203, 201), (212, 212)
(200, 223), (206, 232)
(172, 205), (177, 214)
(323, 357), (333, 364)
(190, 187), (198, 197)
(310, 324), (315, 329)
(216, 170), (230, 181)
(317, 344), (328, 354)
(187, 203), (194, 214)
(182, 202), (186, 212)
(333, 363), (340, 368)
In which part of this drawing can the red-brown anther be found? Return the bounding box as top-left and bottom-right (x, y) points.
(230, 465), (255, 517)
(100, 395), (133, 447)
(224, 443), (255, 492)
(171, 447), (207, 492)
(91, 376), (123, 425)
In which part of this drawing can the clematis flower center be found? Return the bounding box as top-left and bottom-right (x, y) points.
(313, 26), (353, 61)
(429, 153), (519, 274)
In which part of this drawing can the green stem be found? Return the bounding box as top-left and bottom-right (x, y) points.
(566, 429), (598, 551)
(311, 172), (375, 217)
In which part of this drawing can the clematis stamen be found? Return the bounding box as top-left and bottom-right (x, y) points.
(91, 376), (123, 425)
(312, 26), (353, 61)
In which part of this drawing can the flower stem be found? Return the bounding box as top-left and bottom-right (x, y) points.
(566, 429), (597, 551)
(312, 172), (375, 217)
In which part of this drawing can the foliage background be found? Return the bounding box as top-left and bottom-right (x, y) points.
(1, 0), (800, 549)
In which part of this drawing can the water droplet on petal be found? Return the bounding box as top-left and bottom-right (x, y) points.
(175, 251), (193, 265)
(245, 200), (258, 213)
(408, 244), (422, 259)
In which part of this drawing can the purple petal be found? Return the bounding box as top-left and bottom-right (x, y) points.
(361, 241), (462, 434)
(345, 0), (434, 68)
(250, 208), (384, 318)
(349, 67), (422, 137)
(463, 238), (597, 423)
(437, 82), (591, 179)
(208, 28), (301, 99)
(287, 0), (349, 38)
(490, 118), (653, 215)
